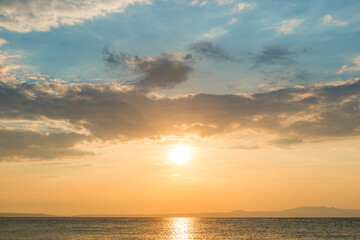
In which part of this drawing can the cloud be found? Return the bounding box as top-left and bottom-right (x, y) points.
(189, 41), (237, 62)
(0, 0), (150, 33)
(216, 0), (254, 13)
(191, 0), (199, 5)
(228, 18), (238, 25)
(216, 0), (235, 5)
(270, 137), (303, 148)
(323, 15), (347, 26)
(201, 6), (244, 40)
(104, 41), (239, 90)
(260, 70), (310, 87)
(337, 55), (360, 74)
(102, 46), (124, 66)
(234, 2), (253, 12)
(1, 78), (360, 161)
(203, 27), (228, 39)
(278, 18), (302, 34)
(0, 129), (92, 161)
(255, 46), (299, 66)
(0, 49), (25, 83)
(103, 47), (193, 90)
(104, 41), (239, 89)
(0, 39), (8, 47)
(190, 0), (207, 6)
(253, 46), (309, 86)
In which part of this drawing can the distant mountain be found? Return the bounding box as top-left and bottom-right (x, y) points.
(76, 207), (360, 218)
(0, 213), (54, 217)
(2, 207), (360, 218)
(224, 206), (360, 218)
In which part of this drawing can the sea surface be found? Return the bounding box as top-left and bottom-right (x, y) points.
(1, 217), (360, 239)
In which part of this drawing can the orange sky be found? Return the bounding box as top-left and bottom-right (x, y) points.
(1, 137), (360, 215)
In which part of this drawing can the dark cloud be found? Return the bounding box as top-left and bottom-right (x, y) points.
(102, 47), (193, 90)
(102, 46), (124, 66)
(0, 129), (92, 161)
(102, 42), (239, 90)
(255, 46), (299, 66)
(0, 78), (360, 160)
(260, 69), (310, 87)
(254, 46), (310, 86)
(270, 137), (303, 148)
(189, 41), (237, 62)
(129, 55), (193, 90)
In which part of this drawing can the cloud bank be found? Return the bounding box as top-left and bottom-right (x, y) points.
(1, 78), (360, 160)
(0, 129), (91, 160)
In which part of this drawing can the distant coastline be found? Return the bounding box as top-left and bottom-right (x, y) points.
(2, 206), (360, 218)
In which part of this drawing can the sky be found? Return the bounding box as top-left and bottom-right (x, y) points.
(0, 0), (360, 215)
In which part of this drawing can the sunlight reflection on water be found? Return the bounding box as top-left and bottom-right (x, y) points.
(169, 217), (193, 240)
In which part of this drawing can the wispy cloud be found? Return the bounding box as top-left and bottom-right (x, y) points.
(216, 0), (254, 13)
(323, 15), (347, 26)
(254, 46), (305, 66)
(216, 0), (235, 5)
(203, 27), (228, 39)
(202, 15), (240, 39)
(228, 18), (238, 25)
(337, 55), (360, 74)
(0, 48), (26, 83)
(278, 18), (302, 34)
(0, 0), (150, 32)
(191, 0), (208, 6)
(0, 39), (8, 47)
(189, 41), (237, 62)
(202, 1), (252, 39)
(234, 2), (253, 12)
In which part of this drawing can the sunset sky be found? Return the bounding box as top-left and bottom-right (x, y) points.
(1, 0), (360, 216)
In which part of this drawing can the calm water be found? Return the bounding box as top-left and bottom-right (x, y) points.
(1, 217), (360, 239)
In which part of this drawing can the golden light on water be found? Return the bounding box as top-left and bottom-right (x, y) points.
(169, 145), (193, 165)
(170, 218), (193, 240)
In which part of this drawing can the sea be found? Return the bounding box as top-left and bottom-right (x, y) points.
(1, 217), (360, 239)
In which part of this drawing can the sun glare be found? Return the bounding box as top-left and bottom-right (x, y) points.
(169, 145), (193, 165)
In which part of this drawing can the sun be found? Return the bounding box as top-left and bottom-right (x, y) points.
(169, 145), (193, 165)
